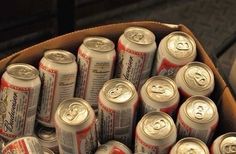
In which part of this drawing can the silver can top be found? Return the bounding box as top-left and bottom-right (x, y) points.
(124, 27), (155, 45)
(183, 62), (214, 91)
(165, 31), (196, 59)
(44, 50), (75, 64)
(174, 137), (209, 154)
(43, 147), (55, 154)
(219, 132), (236, 153)
(57, 98), (91, 125)
(6, 63), (39, 80)
(102, 78), (136, 104)
(145, 76), (178, 102)
(36, 125), (56, 142)
(83, 37), (115, 52)
(184, 96), (217, 123)
(141, 111), (175, 140)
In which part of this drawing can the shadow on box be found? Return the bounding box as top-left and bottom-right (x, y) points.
(0, 21), (235, 143)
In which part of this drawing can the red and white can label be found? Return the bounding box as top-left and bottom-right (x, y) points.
(0, 79), (37, 139)
(157, 57), (180, 77)
(111, 146), (126, 154)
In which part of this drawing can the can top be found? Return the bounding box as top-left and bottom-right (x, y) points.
(102, 78), (136, 104)
(6, 63), (39, 80)
(43, 147), (55, 154)
(219, 132), (236, 153)
(107, 140), (132, 153)
(183, 62), (214, 91)
(174, 137), (209, 154)
(141, 111), (175, 140)
(145, 76), (178, 102)
(57, 98), (91, 126)
(44, 50), (75, 64)
(124, 27), (155, 45)
(184, 96), (217, 123)
(83, 36), (115, 52)
(165, 31), (196, 59)
(36, 125), (57, 142)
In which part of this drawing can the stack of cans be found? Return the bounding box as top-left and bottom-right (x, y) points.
(0, 26), (233, 154)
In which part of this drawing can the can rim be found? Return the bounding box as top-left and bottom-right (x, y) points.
(106, 140), (132, 153)
(35, 125), (57, 143)
(83, 36), (115, 52)
(44, 49), (76, 64)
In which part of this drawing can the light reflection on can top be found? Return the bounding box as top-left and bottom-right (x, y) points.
(124, 27), (155, 45)
(184, 96), (217, 123)
(57, 98), (90, 125)
(7, 63), (39, 80)
(83, 37), (115, 52)
(145, 76), (177, 102)
(141, 111), (174, 140)
(166, 31), (196, 59)
(102, 78), (136, 104)
(44, 50), (75, 64)
(36, 126), (57, 142)
(219, 132), (236, 154)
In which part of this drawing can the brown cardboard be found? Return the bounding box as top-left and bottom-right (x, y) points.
(0, 21), (234, 133)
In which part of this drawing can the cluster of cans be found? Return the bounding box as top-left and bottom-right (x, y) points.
(0, 26), (235, 154)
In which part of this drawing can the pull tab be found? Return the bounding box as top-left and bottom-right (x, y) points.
(55, 53), (65, 61)
(193, 71), (207, 86)
(223, 144), (236, 154)
(95, 41), (104, 48)
(185, 148), (196, 154)
(151, 85), (165, 94)
(152, 119), (166, 130)
(63, 103), (86, 121)
(175, 40), (190, 50)
(131, 32), (144, 42)
(19, 68), (32, 77)
(194, 105), (205, 120)
(108, 84), (123, 98)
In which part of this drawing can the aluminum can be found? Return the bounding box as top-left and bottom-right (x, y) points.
(38, 49), (77, 127)
(95, 140), (132, 154)
(75, 36), (116, 109)
(135, 111), (177, 154)
(211, 132), (236, 154)
(2, 136), (43, 154)
(115, 26), (157, 89)
(0, 136), (6, 152)
(170, 137), (209, 154)
(43, 147), (55, 154)
(154, 31), (196, 78)
(35, 123), (59, 153)
(0, 63), (41, 140)
(175, 61), (215, 97)
(140, 76), (179, 117)
(55, 98), (97, 154)
(176, 96), (219, 144)
(98, 78), (138, 148)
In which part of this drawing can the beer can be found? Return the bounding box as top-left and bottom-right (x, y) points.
(140, 76), (179, 117)
(170, 137), (209, 154)
(55, 98), (97, 154)
(135, 111), (177, 154)
(38, 49), (77, 127)
(0, 63), (41, 140)
(175, 61), (215, 97)
(0, 136), (6, 152)
(154, 31), (196, 77)
(176, 96), (219, 144)
(211, 132), (236, 154)
(75, 36), (116, 109)
(35, 123), (59, 153)
(95, 140), (132, 154)
(98, 78), (138, 148)
(2, 136), (43, 154)
(43, 147), (55, 154)
(115, 26), (157, 89)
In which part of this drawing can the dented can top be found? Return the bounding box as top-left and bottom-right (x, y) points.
(36, 125), (57, 142)
(44, 50), (75, 64)
(83, 36), (115, 52)
(183, 62), (214, 91)
(124, 27), (155, 45)
(57, 98), (91, 125)
(174, 137), (209, 154)
(145, 76), (178, 102)
(184, 96), (217, 124)
(140, 111), (175, 140)
(102, 78), (136, 104)
(165, 31), (196, 59)
(6, 63), (39, 80)
(218, 132), (236, 153)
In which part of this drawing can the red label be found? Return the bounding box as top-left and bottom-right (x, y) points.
(3, 139), (29, 154)
(111, 146), (126, 154)
(157, 58), (180, 77)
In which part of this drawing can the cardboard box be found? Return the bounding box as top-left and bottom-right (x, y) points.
(0, 21), (235, 135)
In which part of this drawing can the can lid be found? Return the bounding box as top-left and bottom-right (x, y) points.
(102, 78), (136, 104)
(43, 147), (55, 154)
(184, 96), (217, 123)
(83, 37), (115, 52)
(36, 125), (57, 142)
(107, 140), (132, 153)
(165, 31), (196, 59)
(219, 132), (236, 153)
(44, 50), (75, 64)
(124, 27), (155, 45)
(57, 98), (91, 126)
(145, 76), (178, 103)
(6, 63), (39, 80)
(183, 62), (214, 91)
(175, 137), (209, 154)
(141, 111), (174, 140)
